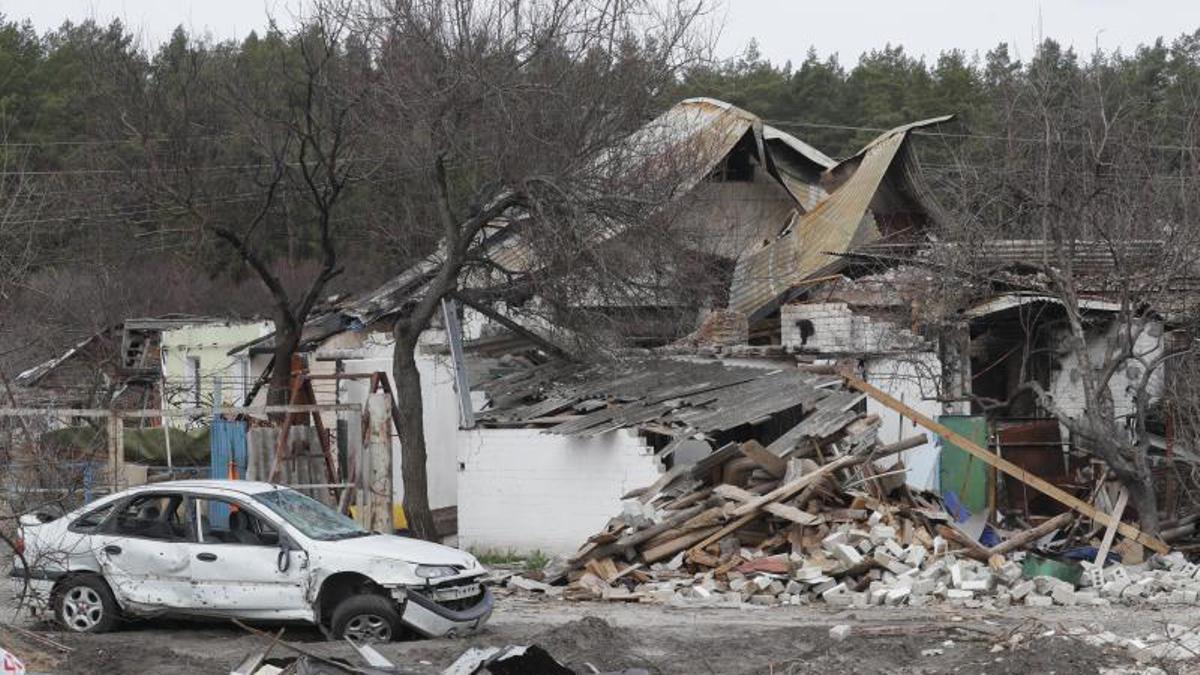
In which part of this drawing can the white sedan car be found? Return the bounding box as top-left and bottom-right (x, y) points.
(11, 480), (491, 641)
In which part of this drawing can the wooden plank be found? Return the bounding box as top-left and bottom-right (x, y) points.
(988, 511), (1074, 558)
(1094, 488), (1129, 566)
(641, 525), (722, 563)
(842, 375), (1170, 554)
(684, 512), (759, 557)
(739, 440), (787, 478)
(731, 453), (862, 518)
(712, 484), (755, 503)
(762, 502), (824, 526)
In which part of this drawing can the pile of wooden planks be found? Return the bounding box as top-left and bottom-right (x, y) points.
(556, 408), (954, 598)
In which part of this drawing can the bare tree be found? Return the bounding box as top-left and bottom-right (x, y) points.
(133, 5), (365, 407)
(924, 44), (1200, 533)
(352, 0), (712, 538)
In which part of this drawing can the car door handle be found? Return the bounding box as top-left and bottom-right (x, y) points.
(103, 545), (121, 556)
(196, 552), (218, 562)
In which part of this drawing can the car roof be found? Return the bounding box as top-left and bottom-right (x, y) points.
(127, 479), (283, 496)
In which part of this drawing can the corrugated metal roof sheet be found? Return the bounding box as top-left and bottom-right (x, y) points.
(728, 116), (952, 320)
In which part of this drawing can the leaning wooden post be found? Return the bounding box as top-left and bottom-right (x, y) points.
(106, 411), (124, 492)
(365, 392), (393, 532)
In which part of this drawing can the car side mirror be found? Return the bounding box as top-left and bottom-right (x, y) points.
(276, 535), (308, 572)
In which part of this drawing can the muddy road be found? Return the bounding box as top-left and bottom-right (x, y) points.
(3, 592), (1195, 674)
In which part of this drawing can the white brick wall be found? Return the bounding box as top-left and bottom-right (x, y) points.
(1048, 319), (1164, 422)
(457, 428), (661, 554)
(864, 354), (943, 491)
(781, 303), (925, 355)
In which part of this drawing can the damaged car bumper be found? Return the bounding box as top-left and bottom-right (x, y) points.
(391, 584), (493, 638)
(9, 567), (58, 611)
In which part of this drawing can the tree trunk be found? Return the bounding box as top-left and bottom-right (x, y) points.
(1125, 450), (1160, 535)
(267, 326), (301, 403)
(1091, 433), (1160, 535)
(392, 325), (438, 541)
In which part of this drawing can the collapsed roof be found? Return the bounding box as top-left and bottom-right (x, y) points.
(232, 100), (954, 357)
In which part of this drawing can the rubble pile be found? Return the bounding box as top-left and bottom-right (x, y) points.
(508, 406), (1200, 610)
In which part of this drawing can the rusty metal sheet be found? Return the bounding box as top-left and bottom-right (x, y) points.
(728, 116), (953, 321)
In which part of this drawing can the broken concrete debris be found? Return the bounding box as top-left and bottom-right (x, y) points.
(499, 388), (1200, 610)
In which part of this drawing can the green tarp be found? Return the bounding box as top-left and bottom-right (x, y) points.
(40, 426), (211, 465)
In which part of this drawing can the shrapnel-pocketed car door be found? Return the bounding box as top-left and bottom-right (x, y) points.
(91, 492), (195, 610)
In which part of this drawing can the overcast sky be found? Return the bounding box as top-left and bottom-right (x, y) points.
(6, 0), (1199, 65)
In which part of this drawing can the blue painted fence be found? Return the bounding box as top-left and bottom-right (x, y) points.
(208, 417), (248, 528)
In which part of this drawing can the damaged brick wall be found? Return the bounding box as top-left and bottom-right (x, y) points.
(781, 302), (927, 355)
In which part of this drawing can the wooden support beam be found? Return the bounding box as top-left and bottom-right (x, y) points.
(841, 375), (1169, 554)
(1094, 488), (1129, 566)
(988, 511), (1075, 558)
(739, 440), (787, 478)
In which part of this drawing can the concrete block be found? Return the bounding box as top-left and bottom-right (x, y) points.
(1107, 565), (1131, 584)
(1101, 579), (1130, 597)
(997, 562), (1023, 585)
(833, 543), (864, 567)
(794, 566), (826, 581)
(1050, 585), (1076, 606)
(885, 587), (911, 605)
(949, 562), (964, 588)
(905, 545), (927, 568)
(869, 525), (897, 544)
(1025, 593), (1053, 607)
(821, 531), (849, 549)
(946, 589), (974, 600)
(829, 624), (852, 641)
(962, 578), (993, 593)
(812, 580), (837, 595)
(911, 579), (936, 596)
(821, 583), (849, 601)
(1010, 580), (1035, 600)
(1169, 589), (1198, 604)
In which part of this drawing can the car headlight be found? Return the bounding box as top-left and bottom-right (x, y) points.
(415, 564), (458, 579)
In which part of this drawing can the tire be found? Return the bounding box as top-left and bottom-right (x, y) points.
(330, 593), (402, 643)
(53, 575), (119, 633)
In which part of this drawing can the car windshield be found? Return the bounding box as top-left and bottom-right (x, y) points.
(254, 489), (370, 541)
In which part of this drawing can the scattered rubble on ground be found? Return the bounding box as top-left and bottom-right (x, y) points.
(499, 400), (1200, 613)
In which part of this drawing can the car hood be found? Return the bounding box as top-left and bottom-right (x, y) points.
(327, 534), (478, 568)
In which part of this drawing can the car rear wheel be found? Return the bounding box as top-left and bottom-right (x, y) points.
(53, 576), (119, 633)
(330, 594), (402, 643)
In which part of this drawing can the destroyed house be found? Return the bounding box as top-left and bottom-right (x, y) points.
(14, 317), (189, 410)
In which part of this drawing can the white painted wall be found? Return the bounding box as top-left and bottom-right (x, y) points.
(864, 353), (943, 490)
(457, 428), (660, 554)
(315, 330), (462, 511)
(1048, 318), (1165, 423)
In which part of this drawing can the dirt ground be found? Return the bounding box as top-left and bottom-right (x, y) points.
(3, 590), (1198, 674)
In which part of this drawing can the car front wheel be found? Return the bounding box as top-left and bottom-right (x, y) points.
(330, 593), (402, 643)
(53, 576), (119, 633)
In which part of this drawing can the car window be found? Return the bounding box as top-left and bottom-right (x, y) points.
(70, 503), (115, 533)
(254, 489), (368, 541)
(194, 496), (279, 547)
(110, 494), (195, 542)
